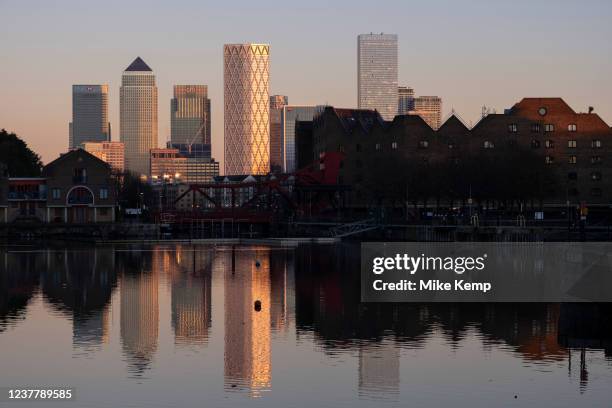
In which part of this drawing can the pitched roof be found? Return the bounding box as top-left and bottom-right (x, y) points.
(125, 57), (152, 72)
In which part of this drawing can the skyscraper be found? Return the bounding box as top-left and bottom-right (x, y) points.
(224, 44), (270, 175)
(171, 85), (211, 145)
(120, 57), (158, 176)
(397, 86), (415, 115)
(357, 33), (398, 121)
(412, 96), (443, 130)
(280, 105), (324, 173)
(269, 95), (288, 173)
(69, 85), (110, 149)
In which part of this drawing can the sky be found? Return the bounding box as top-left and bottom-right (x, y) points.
(1, 0), (611, 167)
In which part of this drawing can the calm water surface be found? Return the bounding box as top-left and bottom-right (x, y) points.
(0, 243), (611, 407)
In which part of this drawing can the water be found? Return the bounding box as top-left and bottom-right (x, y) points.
(0, 243), (611, 407)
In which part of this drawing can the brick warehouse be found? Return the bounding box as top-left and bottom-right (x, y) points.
(307, 98), (612, 214)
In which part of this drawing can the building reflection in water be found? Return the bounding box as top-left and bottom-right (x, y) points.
(41, 248), (117, 352)
(0, 243), (611, 399)
(119, 247), (159, 377)
(223, 246), (273, 396)
(170, 246), (212, 346)
(358, 340), (400, 398)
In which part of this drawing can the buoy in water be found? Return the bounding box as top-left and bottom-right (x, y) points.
(254, 300), (262, 311)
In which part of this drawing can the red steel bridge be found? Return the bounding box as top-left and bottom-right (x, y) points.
(156, 152), (350, 225)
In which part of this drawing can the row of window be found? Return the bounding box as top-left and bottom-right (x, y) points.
(546, 155), (604, 166)
(365, 139), (604, 151)
(50, 188), (108, 200)
(508, 123), (578, 133)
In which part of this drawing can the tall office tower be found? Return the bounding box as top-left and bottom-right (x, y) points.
(412, 96), (443, 130)
(269, 95), (288, 173)
(171, 85), (211, 145)
(280, 105), (324, 173)
(69, 85), (110, 148)
(120, 57), (158, 176)
(357, 33), (398, 121)
(397, 86), (415, 115)
(224, 44), (270, 175)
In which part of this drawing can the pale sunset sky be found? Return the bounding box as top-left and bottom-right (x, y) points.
(1, 0), (611, 167)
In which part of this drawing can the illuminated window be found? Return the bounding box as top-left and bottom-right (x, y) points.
(545, 140), (554, 148)
(483, 141), (494, 149)
(568, 124), (577, 132)
(568, 155), (577, 164)
(568, 140), (577, 148)
(508, 123), (518, 133)
(544, 124), (555, 132)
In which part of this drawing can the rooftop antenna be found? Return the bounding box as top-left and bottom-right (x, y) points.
(588, 106), (594, 114)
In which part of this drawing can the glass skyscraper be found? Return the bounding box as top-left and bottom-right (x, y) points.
(224, 44), (270, 176)
(269, 95), (288, 173)
(357, 33), (398, 121)
(70, 85), (110, 149)
(171, 85), (211, 145)
(120, 57), (158, 177)
(280, 105), (324, 173)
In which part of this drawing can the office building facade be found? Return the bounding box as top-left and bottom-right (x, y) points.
(171, 85), (211, 145)
(357, 33), (398, 121)
(81, 141), (125, 172)
(280, 105), (324, 173)
(224, 44), (270, 175)
(397, 86), (415, 115)
(70, 85), (110, 148)
(120, 57), (158, 176)
(411, 96), (442, 130)
(270, 95), (289, 173)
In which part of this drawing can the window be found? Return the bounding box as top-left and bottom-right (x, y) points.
(591, 156), (602, 164)
(591, 188), (602, 197)
(418, 140), (429, 148)
(484, 141), (494, 149)
(355, 143), (362, 152)
(592, 140), (602, 149)
(538, 107), (547, 116)
(568, 124), (577, 132)
(591, 172), (602, 181)
(545, 156), (554, 164)
(338, 145), (345, 153)
(355, 159), (362, 168)
(568, 140), (577, 148)
(531, 140), (541, 148)
(545, 140), (554, 148)
(448, 142), (455, 149)
(568, 172), (577, 180)
(508, 123), (518, 133)
(52, 188), (61, 199)
(568, 155), (577, 164)
(531, 123), (541, 133)
(73, 168), (87, 183)
(375, 143), (381, 151)
(544, 124), (555, 132)
(569, 188), (579, 196)
(391, 141), (398, 150)
(99, 188), (108, 200)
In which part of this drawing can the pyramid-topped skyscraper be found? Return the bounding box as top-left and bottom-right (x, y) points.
(120, 57), (158, 176)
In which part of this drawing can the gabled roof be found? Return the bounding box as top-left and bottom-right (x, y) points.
(437, 114), (470, 132)
(125, 57), (152, 72)
(43, 148), (110, 175)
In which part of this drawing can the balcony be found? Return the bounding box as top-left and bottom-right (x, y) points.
(8, 191), (47, 200)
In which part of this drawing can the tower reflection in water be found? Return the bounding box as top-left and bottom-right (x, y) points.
(119, 248), (159, 376)
(170, 246), (212, 347)
(223, 246), (272, 396)
(0, 244), (611, 399)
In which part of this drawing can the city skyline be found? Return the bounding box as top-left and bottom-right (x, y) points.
(1, 0), (612, 168)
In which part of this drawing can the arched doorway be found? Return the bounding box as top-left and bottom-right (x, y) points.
(66, 186), (94, 223)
